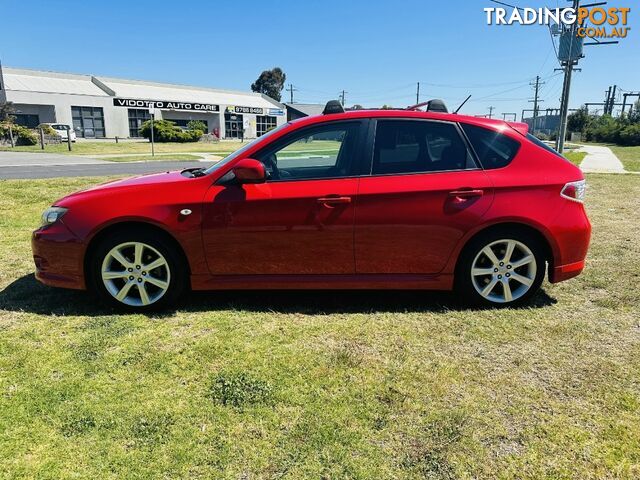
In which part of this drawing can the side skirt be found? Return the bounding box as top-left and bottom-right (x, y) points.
(190, 273), (454, 291)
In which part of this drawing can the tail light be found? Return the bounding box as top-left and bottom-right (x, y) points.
(561, 179), (586, 203)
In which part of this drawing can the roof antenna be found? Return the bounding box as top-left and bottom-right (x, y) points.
(454, 95), (472, 114)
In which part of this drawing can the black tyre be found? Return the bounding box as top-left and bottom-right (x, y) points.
(456, 229), (546, 307)
(88, 229), (186, 311)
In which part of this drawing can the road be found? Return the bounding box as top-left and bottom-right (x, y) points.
(0, 152), (210, 179)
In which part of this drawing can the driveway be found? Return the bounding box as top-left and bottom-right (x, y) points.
(0, 152), (209, 179)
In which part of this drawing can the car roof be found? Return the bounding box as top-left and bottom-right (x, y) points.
(290, 109), (528, 137)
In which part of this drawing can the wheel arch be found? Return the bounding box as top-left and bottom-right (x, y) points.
(83, 220), (191, 284)
(453, 221), (555, 281)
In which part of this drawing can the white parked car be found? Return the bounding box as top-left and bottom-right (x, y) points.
(44, 123), (76, 142)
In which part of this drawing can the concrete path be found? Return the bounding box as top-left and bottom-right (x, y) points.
(578, 145), (627, 173)
(0, 151), (110, 167)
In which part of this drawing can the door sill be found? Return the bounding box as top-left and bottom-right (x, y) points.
(191, 273), (453, 291)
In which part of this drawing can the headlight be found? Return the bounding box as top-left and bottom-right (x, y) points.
(41, 206), (68, 226)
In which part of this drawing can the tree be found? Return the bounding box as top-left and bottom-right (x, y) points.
(567, 105), (591, 133)
(0, 101), (16, 123)
(251, 67), (286, 102)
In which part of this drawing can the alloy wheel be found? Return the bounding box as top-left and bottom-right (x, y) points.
(470, 239), (537, 304)
(101, 241), (171, 307)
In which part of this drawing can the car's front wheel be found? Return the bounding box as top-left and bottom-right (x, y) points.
(457, 231), (546, 307)
(89, 230), (186, 311)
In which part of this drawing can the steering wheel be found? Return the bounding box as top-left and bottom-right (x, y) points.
(262, 153), (280, 180)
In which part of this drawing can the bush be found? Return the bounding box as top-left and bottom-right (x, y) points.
(37, 123), (56, 136)
(585, 115), (620, 143)
(533, 132), (550, 141)
(618, 124), (640, 146)
(0, 123), (38, 145)
(16, 126), (38, 145)
(186, 120), (207, 132)
(139, 119), (202, 143)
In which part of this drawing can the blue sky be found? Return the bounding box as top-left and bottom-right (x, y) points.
(2, 0), (638, 117)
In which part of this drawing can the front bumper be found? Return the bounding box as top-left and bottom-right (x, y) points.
(31, 221), (86, 290)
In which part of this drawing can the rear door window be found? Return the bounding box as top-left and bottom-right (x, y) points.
(461, 124), (520, 169)
(372, 120), (476, 175)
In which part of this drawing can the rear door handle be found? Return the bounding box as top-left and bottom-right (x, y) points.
(317, 196), (352, 207)
(448, 189), (484, 199)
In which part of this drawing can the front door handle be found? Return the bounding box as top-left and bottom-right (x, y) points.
(448, 189), (484, 199)
(317, 196), (352, 207)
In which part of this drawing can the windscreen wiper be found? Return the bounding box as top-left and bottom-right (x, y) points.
(180, 167), (207, 178)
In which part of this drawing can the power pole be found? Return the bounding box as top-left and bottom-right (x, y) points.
(529, 75), (545, 133)
(339, 90), (347, 106)
(416, 82), (420, 104)
(604, 87), (612, 114)
(488, 106), (494, 119)
(555, 0), (581, 153)
(609, 85), (617, 115)
(286, 84), (297, 104)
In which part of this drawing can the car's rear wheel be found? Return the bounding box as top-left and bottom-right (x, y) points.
(89, 230), (186, 311)
(457, 231), (545, 307)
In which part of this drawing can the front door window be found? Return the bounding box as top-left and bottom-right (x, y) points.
(255, 121), (362, 181)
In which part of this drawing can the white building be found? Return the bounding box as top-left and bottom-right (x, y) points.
(0, 66), (286, 140)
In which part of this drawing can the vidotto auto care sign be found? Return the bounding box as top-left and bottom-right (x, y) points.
(113, 98), (220, 112)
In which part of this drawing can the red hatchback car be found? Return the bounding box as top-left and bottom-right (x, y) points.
(32, 100), (591, 310)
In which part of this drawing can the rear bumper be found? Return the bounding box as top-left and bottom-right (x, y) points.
(550, 259), (585, 283)
(548, 202), (591, 283)
(32, 222), (86, 290)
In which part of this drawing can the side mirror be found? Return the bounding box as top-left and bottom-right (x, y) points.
(232, 158), (266, 184)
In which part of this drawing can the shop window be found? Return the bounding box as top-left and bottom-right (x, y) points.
(256, 115), (277, 137)
(224, 113), (243, 139)
(128, 109), (150, 137)
(71, 106), (105, 138)
(13, 114), (40, 129)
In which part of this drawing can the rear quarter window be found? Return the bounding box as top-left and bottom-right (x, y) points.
(525, 133), (566, 159)
(461, 124), (520, 169)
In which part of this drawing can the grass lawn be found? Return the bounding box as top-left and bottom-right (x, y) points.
(564, 151), (586, 166)
(0, 141), (237, 156)
(1, 174), (639, 478)
(608, 145), (640, 172)
(101, 154), (204, 163)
